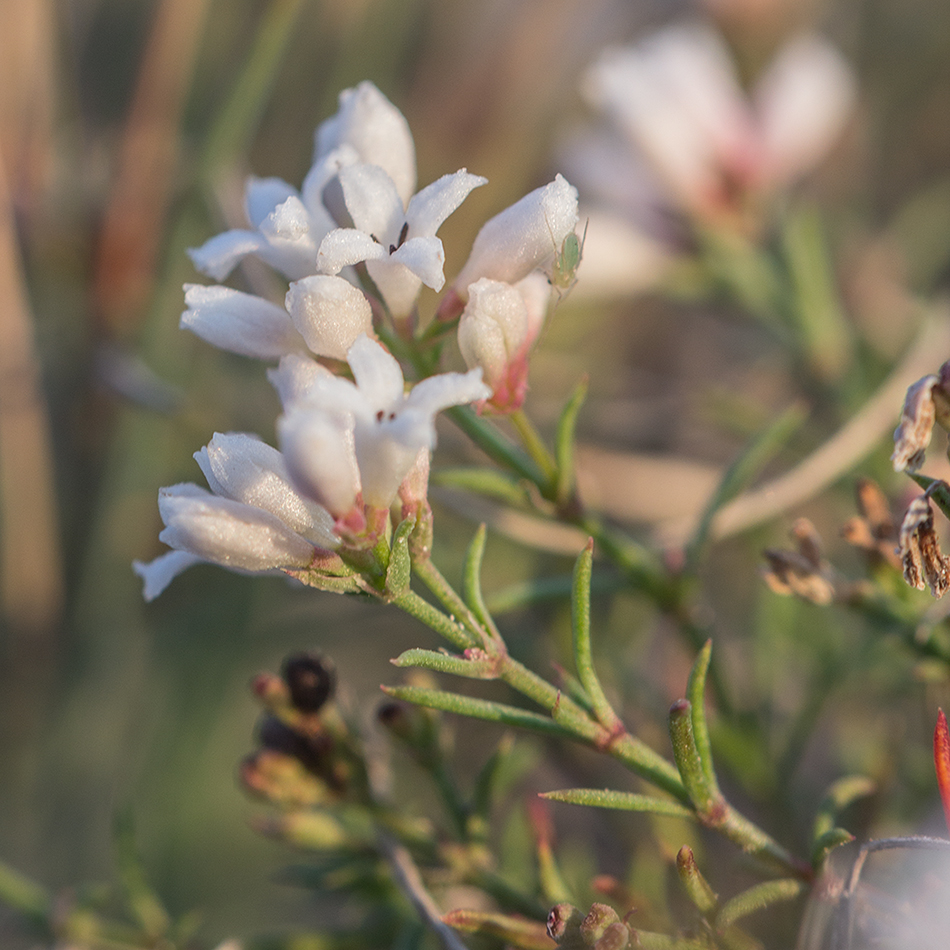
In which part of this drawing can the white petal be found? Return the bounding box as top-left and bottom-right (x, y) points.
(453, 175), (579, 293)
(365, 258), (424, 319)
(754, 34), (856, 187)
(285, 275), (373, 360)
(180, 284), (306, 359)
(157, 484), (315, 571)
(256, 195), (320, 279)
(317, 227), (387, 275)
(405, 367), (491, 415)
(353, 419), (425, 509)
(346, 334), (405, 412)
(279, 407), (360, 516)
(390, 235), (446, 289)
(337, 163), (405, 241)
(315, 81), (417, 206)
(514, 272), (553, 344)
(133, 550), (204, 601)
(188, 230), (268, 281)
(196, 432), (338, 548)
(404, 170), (488, 237)
(268, 353), (334, 407)
(458, 306), (509, 385)
(245, 176), (298, 228)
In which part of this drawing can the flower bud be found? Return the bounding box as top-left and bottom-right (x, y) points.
(450, 175), (579, 301)
(285, 275), (373, 360)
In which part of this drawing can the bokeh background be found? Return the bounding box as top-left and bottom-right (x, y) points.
(1, 0), (950, 945)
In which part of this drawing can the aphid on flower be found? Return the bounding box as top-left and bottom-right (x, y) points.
(546, 217), (587, 299)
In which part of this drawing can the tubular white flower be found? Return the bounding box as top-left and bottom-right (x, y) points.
(180, 284), (307, 359)
(451, 175), (579, 297)
(284, 275), (374, 360)
(157, 483), (317, 572)
(315, 81), (417, 207)
(194, 432), (338, 549)
(318, 167), (487, 318)
(280, 335), (490, 512)
(279, 404), (361, 517)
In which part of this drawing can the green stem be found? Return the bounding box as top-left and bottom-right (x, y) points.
(392, 588), (477, 652)
(447, 406), (546, 486)
(412, 557), (493, 649)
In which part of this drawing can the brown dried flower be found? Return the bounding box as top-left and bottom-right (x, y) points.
(892, 375), (938, 473)
(898, 495), (950, 597)
(762, 518), (836, 605)
(841, 478), (900, 570)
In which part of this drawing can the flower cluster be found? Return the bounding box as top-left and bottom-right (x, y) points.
(559, 21), (856, 295)
(135, 82), (579, 599)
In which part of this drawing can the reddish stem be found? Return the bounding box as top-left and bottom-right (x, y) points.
(934, 708), (950, 836)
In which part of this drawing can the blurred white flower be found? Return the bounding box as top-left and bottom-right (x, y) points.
(133, 433), (339, 600)
(581, 24), (856, 222)
(317, 166), (487, 319)
(280, 334), (490, 517)
(561, 22), (856, 296)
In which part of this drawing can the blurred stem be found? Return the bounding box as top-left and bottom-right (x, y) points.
(198, 0), (309, 178)
(447, 406), (546, 486)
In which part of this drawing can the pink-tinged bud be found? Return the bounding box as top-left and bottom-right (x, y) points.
(449, 175), (579, 300)
(457, 278), (538, 413)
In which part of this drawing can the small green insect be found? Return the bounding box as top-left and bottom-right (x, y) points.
(547, 218), (587, 299)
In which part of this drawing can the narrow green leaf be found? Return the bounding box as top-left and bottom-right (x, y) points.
(114, 811), (170, 938)
(472, 733), (517, 823)
(572, 540), (621, 732)
(668, 700), (720, 818)
(392, 647), (500, 680)
(811, 828), (855, 867)
(716, 878), (804, 929)
(686, 641), (717, 794)
(781, 206), (852, 381)
(447, 406), (546, 486)
(908, 473), (950, 524)
(675, 846), (718, 915)
(539, 788), (693, 819)
(686, 403), (806, 569)
(381, 685), (576, 740)
(555, 377), (588, 506)
(432, 466), (529, 506)
(392, 589), (476, 651)
(463, 525), (497, 635)
(386, 519), (414, 597)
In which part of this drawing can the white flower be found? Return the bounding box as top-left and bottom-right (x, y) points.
(315, 81), (417, 207)
(318, 166), (488, 318)
(280, 335), (490, 514)
(133, 433), (339, 600)
(445, 175), (579, 311)
(188, 80), (417, 284)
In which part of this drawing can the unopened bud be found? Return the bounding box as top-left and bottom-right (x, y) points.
(547, 903), (584, 943)
(592, 921), (629, 950)
(239, 749), (330, 808)
(257, 715), (332, 774)
(580, 904), (622, 943)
